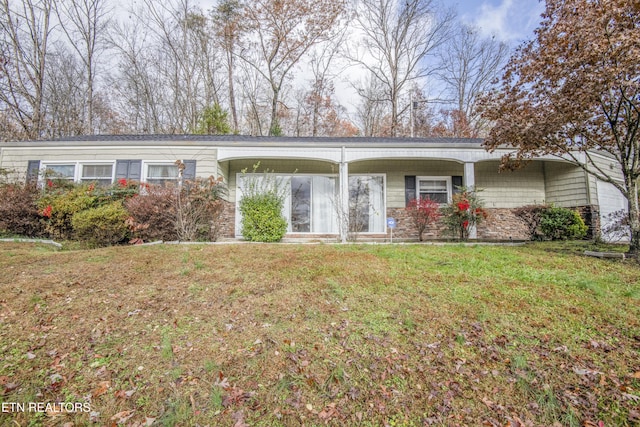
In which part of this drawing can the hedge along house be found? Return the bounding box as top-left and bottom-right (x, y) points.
(0, 135), (629, 242)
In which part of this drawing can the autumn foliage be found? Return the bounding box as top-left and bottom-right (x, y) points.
(440, 188), (488, 240)
(405, 197), (440, 241)
(481, 0), (640, 254)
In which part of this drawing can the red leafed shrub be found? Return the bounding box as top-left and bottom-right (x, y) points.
(405, 197), (441, 241)
(0, 183), (45, 237)
(124, 186), (178, 242)
(441, 187), (488, 240)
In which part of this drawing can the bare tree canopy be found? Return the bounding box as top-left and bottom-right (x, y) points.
(0, 0), (53, 140)
(55, 0), (112, 134)
(481, 0), (640, 254)
(437, 24), (509, 138)
(239, 0), (346, 136)
(0, 0), (516, 140)
(350, 0), (454, 136)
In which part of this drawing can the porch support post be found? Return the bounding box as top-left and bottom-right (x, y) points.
(464, 162), (476, 189)
(464, 162), (477, 239)
(340, 146), (349, 243)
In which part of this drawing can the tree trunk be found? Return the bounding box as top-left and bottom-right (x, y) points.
(228, 51), (238, 133)
(269, 85), (280, 135)
(627, 177), (640, 256)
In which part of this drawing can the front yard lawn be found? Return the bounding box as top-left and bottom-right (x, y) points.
(0, 242), (638, 426)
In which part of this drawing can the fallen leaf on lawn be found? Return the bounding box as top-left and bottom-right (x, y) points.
(631, 371), (640, 379)
(232, 410), (248, 427)
(318, 403), (337, 420)
(46, 406), (63, 417)
(622, 392), (640, 402)
(572, 367), (601, 376)
(92, 380), (111, 397)
(110, 410), (135, 424)
(481, 397), (494, 409)
(114, 388), (136, 399)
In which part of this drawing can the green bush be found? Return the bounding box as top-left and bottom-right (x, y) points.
(72, 201), (130, 247)
(539, 207), (588, 240)
(38, 185), (98, 239)
(239, 193), (287, 242)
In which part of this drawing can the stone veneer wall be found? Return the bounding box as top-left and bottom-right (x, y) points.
(215, 200), (236, 240)
(387, 207), (530, 241)
(575, 205), (600, 239)
(216, 203), (600, 241)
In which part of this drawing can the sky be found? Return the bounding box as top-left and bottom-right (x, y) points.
(455, 0), (545, 44)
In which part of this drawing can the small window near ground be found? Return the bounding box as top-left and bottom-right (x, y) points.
(81, 164), (113, 186)
(417, 177), (450, 204)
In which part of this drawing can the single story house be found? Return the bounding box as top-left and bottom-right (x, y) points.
(0, 135), (629, 242)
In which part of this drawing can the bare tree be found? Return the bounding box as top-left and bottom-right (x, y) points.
(239, 0), (346, 135)
(54, 0), (112, 135)
(354, 72), (389, 136)
(135, 0), (221, 133)
(108, 18), (168, 133)
(44, 46), (85, 137)
(0, 0), (54, 140)
(437, 25), (509, 137)
(350, 0), (454, 136)
(211, 0), (242, 133)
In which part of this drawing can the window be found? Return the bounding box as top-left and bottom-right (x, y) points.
(349, 175), (385, 233)
(290, 176), (311, 232)
(417, 177), (451, 203)
(147, 164), (179, 185)
(81, 164), (113, 186)
(237, 174), (338, 235)
(44, 164), (75, 181)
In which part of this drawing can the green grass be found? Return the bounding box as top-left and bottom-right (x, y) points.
(0, 241), (638, 426)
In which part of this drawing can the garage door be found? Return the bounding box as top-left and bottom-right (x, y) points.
(597, 180), (629, 242)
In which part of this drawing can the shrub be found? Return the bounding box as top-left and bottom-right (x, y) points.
(176, 177), (227, 241)
(38, 185), (98, 240)
(238, 165), (288, 242)
(0, 183), (44, 237)
(513, 204), (551, 240)
(124, 186), (178, 242)
(405, 197), (440, 241)
(125, 178), (227, 243)
(600, 209), (631, 242)
(440, 187), (488, 240)
(239, 192), (287, 242)
(539, 207), (588, 240)
(72, 201), (130, 247)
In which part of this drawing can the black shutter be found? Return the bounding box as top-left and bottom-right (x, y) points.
(182, 160), (196, 180)
(26, 160), (40, 184)
(115, 160), (142, 181)
(452, 176), (463, 194)
(405, 175), (416, 206)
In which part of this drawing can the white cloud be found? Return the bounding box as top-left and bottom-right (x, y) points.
(463, 0), (544, 44)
